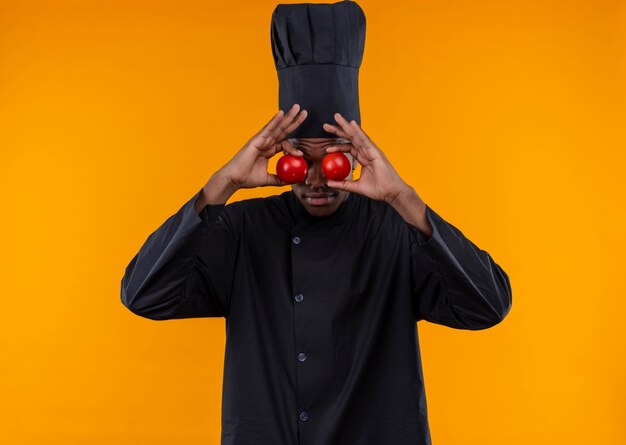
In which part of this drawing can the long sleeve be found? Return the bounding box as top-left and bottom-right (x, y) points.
(120, 187), (237, 320)
(410, 205), (512, 330)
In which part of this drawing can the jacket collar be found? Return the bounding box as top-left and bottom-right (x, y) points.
(283, 190), (358, 233)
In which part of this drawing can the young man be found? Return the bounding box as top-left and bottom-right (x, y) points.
(121, 2), (512, 444)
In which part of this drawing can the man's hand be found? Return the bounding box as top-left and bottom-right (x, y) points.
(222, 103), (307, 190)
(323, 113), (433, 237)
(196, 104), (306, 209)
(323, 113), (410, 204)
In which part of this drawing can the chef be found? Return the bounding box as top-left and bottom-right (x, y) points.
(121, 1), (512, 444)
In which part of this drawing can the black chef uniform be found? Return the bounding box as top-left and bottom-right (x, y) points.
(120, 1), (512, 444)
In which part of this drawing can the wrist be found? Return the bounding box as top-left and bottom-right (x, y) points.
(202, 170), (240, 205)
(386, 182), (414, 207)
(388, 187), (431, 236)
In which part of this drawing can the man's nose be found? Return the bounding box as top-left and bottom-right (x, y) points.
(305, 162), (326, 188)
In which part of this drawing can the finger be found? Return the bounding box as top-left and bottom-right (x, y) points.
(260, 108), (286, 137)
(272, 104), (304, 141)
(265, 172), (287, 187)
(322, 123), (351, 140)
(274, 138), (303, 157)
(324, 143), (352, 154)
(334, 113), (368, 148)
(332, 113), (359, 141)
(325, 143), (363, 165)
(279, 108), (308, 140)
(263, 103), (299, 139)
(349, 119), (373, 145)
(327, 178), (359, 193)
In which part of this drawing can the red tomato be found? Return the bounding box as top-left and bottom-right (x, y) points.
(276, 154), (308, 184)
(322, 152), (351, 180)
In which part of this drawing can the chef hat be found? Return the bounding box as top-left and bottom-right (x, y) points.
(270, 0), (366, 138)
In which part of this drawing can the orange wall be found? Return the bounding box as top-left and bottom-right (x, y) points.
(1, 0), (625, 443)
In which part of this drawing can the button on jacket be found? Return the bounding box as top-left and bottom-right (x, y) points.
(121, 188), (512, 445)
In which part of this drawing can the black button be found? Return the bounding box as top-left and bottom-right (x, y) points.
(299, 411), (309, 421)
(294, 293), (304, 302)
(292, 236), (301, 245)
(298, 352), (307, 362)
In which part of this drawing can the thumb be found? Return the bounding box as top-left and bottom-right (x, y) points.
(327, 179), (358, 193)
(266, 173), (288, 187)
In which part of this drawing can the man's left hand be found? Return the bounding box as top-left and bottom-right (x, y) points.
(323, 113), (410, 205)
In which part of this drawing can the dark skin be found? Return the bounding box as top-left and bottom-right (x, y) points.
(195, 103), (433, 237)
(288, 137), (356, 218)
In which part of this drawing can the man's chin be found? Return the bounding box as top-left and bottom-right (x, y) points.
(303, 202), (339, 217)
(294, 190), (347, 217)
(304, 193), (338, 207)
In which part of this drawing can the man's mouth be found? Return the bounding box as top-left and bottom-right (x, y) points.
(304, 193), (337, 206)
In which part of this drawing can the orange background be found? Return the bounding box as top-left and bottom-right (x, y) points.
(1, 0), (625, 443)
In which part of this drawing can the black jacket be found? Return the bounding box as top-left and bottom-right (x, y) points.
(121, 188), (512, 445)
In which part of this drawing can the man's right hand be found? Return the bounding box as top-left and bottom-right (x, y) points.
(196, 104), (307, 210)
(222, 103), (307, 189)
